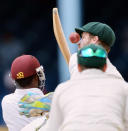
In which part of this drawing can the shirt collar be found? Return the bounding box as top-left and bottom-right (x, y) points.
(81, 69), (104, 75)
(71, 69), (105, 80)
(14, 88), (43, 95)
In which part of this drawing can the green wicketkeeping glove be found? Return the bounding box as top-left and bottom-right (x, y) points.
(18, 92), (53, 117)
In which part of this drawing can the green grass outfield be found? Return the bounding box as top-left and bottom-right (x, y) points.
(0, 126), (8, 131)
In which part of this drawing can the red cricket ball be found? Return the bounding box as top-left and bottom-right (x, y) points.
(69, 32), (80, 43)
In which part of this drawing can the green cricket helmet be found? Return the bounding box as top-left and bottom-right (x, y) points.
(77, 44), (107, 68)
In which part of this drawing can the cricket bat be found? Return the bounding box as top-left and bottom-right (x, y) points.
(53, 8), (71, 65)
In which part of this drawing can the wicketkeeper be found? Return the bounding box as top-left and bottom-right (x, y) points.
(2, 55), (53, 131)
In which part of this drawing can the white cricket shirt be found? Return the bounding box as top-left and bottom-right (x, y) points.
(39, 69), (128, 131)
(1, 88), (44, 131)
(69, 53), (123, 79)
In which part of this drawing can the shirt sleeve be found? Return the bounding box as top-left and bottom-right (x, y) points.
(21, 116), (48, 131)
(1, 96), (10, 124)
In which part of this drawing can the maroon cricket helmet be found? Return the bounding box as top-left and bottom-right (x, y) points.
(11, 55), (40, 80)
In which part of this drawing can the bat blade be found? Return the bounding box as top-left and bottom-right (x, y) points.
(53, 8), (71, 65)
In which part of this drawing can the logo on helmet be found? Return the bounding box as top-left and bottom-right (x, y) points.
(17, 72), (24, 79)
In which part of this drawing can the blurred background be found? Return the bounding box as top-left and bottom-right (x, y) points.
(0, 0), (128, 129)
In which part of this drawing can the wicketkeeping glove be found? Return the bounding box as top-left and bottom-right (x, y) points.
(18, 92), (53, 117)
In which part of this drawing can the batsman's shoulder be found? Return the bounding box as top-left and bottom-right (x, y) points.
(69, 53), (77, 66)
(70, 52), (77, 58)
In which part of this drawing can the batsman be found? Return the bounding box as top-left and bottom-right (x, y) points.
(53, 8), (123, 80)
(69, 22), (124, 80)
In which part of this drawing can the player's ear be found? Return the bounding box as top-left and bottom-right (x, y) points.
(102, 64), (107, 72)
(106, 48), (110, 53)
(31, 75), (38, 85)
(92, 36), (99, 42)
(78, 64), (82, 72)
